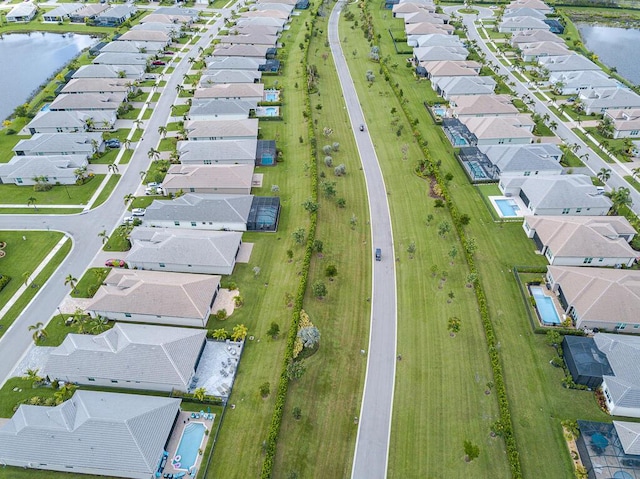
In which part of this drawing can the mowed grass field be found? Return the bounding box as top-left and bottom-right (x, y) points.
(359, 5), (609, 478)
(272, 14), (371, 479)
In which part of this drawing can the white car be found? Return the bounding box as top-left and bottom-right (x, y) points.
(131, 208), (146, 217)
(123, 216), (134, 225)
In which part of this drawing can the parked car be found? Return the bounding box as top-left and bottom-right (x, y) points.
(145, 186), (164, 195)
(147, 182), (161, 188)
(375, 248), (382, 261)
(152, 60), (166, 66)
(131, 208), (146, 216)
(105, 139), (121, 148)
(123, 216), (134, 225)
(105, 259), (127, 268)
(163, 51), (174, 55)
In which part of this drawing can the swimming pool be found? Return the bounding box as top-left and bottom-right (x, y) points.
(265, 107), (278, 116)
(174, 422), (206, 471)
(433, 107), (446, 116)
(530, 285), (561, 325)
(265, 91), (278, 102)
(494, 198), (520, 217)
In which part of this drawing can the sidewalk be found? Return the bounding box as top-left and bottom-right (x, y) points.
(0, 235), (69, 321)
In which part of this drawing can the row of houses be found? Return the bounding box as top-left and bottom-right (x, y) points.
(0, 2), (310, 478)
(6, 2), (137, 26)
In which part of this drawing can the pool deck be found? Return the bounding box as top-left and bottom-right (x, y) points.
(163, 412), (214, 477)
(530, 284), (566, 327)
(488, 195), (527, 219)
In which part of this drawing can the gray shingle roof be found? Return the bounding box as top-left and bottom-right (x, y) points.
(205, 56), (262, 71)
(127, 227), (242, 271)
(143, 193), (253, 225)
(87, 269), (221, 320)
(97, 4), (136, 19)
(199, 70), (262, 86)
(499, 16), (550, 29)
(614, 421), (640, 455)
(49, 93), (126, 111)
(7, 2), (36, 18)
(480, 144), (563, 172)
(27, 110), (114, 130)
(193, 83), (264, 99)
(0, 155), (87, 180)
(177, 139), (257, 162)
(0, 390), (180, 475)
(72, 64), (144, 79)
(211, 44), (271, 58)
(61, 78), (132, 94)
(580, 88), (640, 110)
(93, 52), (149, 65)
(14, 132), (103, 155)
(43, 323), (206, 390)
(538, 54), (600, 72)
(509, 174), (613, 210)
(595, 334), (640, 408)
(162, 164), (254, 190)
(43, 4), (82, 19)
(435, 76), (496, 95)
(185, 119), (258, 139)
(414, 45), (468, 62)
(189, 99), (254, 119)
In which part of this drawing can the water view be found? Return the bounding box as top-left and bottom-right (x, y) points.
(0, 32), (96, 121)
(577, 23), (640, 85)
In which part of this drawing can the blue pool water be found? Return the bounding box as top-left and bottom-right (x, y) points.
(452, 135), (468, 146)
(265, 107), (277, 116)
(530, 286), (561, 325)
(174, 422), (206, 471)
(265, 92), (278, 101)
(494, 199), (519, 217)
(433, 107), (446, 116)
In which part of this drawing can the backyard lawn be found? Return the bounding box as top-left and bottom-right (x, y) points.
(0, 175), (106, 206)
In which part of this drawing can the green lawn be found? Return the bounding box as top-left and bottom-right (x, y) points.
(143, 160), (170, 184)
(0, 130), (28, 163)
(91, 148), (120, 165)
(172, 104), (190, 117)
(572, 128), (615, 164)
(71, 268), (110, 298)
(118, 108), (143, 120)
(103, 225), (133, 252)
(0, 207), (83, 214)
(91, 175), (120, 209)
(0, 175), (105, 206)
(624, 175), (640, 193)
(158, 137), (177, 152)
(584, 127), (634, 163)
(0, 234), (70, 342)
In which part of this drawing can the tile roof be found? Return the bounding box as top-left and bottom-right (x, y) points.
(143, 193), (254, 226)
(177, 138), (257, 162)
(162, 164), (254, 190)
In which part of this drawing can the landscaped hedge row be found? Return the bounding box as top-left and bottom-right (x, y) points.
(361, 2), (523, 476)
(0, 275), (10, 293)
(260, 4), (321, 478)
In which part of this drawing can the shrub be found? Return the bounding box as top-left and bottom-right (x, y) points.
(292, 407), (302, 420)
(0, 275), (11, 293)
(259, 382), (271, 398)
(215, 309), (227, 320)
(434, 199), (445, 208)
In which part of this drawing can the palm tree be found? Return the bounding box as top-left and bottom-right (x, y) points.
(74, 166), (87, 183)
(175, 84), (184, 95)
(22, 271), (31, 287)
(632, 167), (640, 180)
(28, 322), (47, 343)
(549, 121), (558, 131)
(133, 119), (144, 130)
(139, 170), (147, 180)
(193, 387), (206, 402)
(158, 125), (168, 138)
(606, 187), (633, 215)
(147, 148), (160, 161)
(23, 368), (43, 383)
(212, 328), (227, 340)
(107, 163), (119, 174)
(597, 168), (611, 183)
(64, 274), (78, 293)
(231, 323), (248, 341)
(88, 315), (109, 334)
(124, 193), (135, 205)
(27, 196), (37, 211)
(98, 230), (109, 245)
(124, 138), (132, 150)
(188, 56), (196, 65)
(54, 383), (77, 404)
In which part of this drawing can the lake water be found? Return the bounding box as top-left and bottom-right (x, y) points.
(577, 23), (640, 85)
(0, 33), (96, 121)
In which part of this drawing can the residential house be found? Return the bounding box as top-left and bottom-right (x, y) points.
(499, 16), (550, 33)
(423, 60), (480, 80)
(549, 70), (619, 95)
(94, 5), (137, 26)
(240, 9), (289, 20)
(404, 11), (445, 25)
(547, 266), (640, 333)
(218, 34), (278, 47)
(199, 70), (262, 87)
(25, 110), (116, 134)
(234, 16), (286, 32)
(544, 19), (564, 34)
(230, 24), (281, 37)
(211, 44), (272, 59)
(154, 6), (200, 18)
(141, 193), (253, 231)
(518, 41), (570, 62)
(13, 132), (103, 157)
(448, 94), (519, 117)
(580, 88), (640, 115)
(259, 0), (297, 5)
(499, 174), (612, 215)
(132, 22), (179, 35)
(87, 269), (220, 327)
(511, 29), (564, 46)
(162, 164), (255, 195)
(254, 3), (294, 14)
(185, 119), (259, 141)
(562, 335), (613, 389)
(392, 1), (436, 18)
(205, 56), (263, 71)
(188, 99), (254, 121)
(0, 155), (87, 186)
(413, 33), (463, 48)
(60, 78), (135, 97)
(413, 45), (468, 62)
(140, 13), (194, 24)
(118, 29), (171, 45)
(479, 143), (563, 177)
(538, 54), (600, 73)
(42, 323), (207, 392)
(69, 4), (109, 23)
(6, 2), (37, 22)
(193, 83), (264, 103)
(503, 7), (547, 18)
(127, 228), (243, 275)
(93, 52), (149, 66)
(0, 390), (180, 479)
(42, 4), (81, 22)
(97, 41), (163, 55)
(461, 115), (535, 145)
(177, 139), (257, 165)
(72, 64), (145, 80)
(506, 0), (553, 13)
(523, 216), (637, 267)
(405, 22), (455, 37)
(605, 109), (640, 139)
(48, 93), (126, 112)
(433, 76), (497, 100)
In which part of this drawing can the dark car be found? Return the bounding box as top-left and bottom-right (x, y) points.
(375, 248), (381, 261)
(105, 139), (121, 148)
(152, 60), (166, 66)
(359, 124), (365, 131)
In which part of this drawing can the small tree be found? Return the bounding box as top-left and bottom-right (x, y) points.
(546, 330), (562, 348)
(286, 359), (306, 380)
(448, 317), (461, 334)
(336, 197), (346, 208)
(438, 221), (451, 237)
(253, 266), (261, 277)
(271, 184), (280, 194)
(332, 142), (340, 152)
(313, 239), (323, 253)
(292, 228), (306, 245)
(286, 249), (294, 262)
(232, 323), (248, 341)
(302, 198), (319, 213)
(259, 382), (270, 398)
(334, 164), (346, 176)
(463, 440), (480, 462)
(325, 264), (338, 279)
(215, 309), (228, 320)
(193, 387), (206, 402)
(407, 242), (416, 259)
(322, 144), (333, 155)
(292, 406), (302, 420)
(322, 181), (337, 198)
(267, 322), (280, 339)
(324, 156), (333, 167)
(349, 214), (358, 229)
(312, 280), (327, 299)
(448, 245), (458, 264)
(212, 328), (228, 340)
(465, 273), (478, 287)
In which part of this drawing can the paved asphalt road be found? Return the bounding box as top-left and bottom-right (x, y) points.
(328, 3), (398, 479)
(0, 11), (231, 385)
(445, 6), (640, 215)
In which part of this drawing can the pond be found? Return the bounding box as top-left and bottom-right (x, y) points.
(577, 23), (640, 85)
(0, 32), (96, 121)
